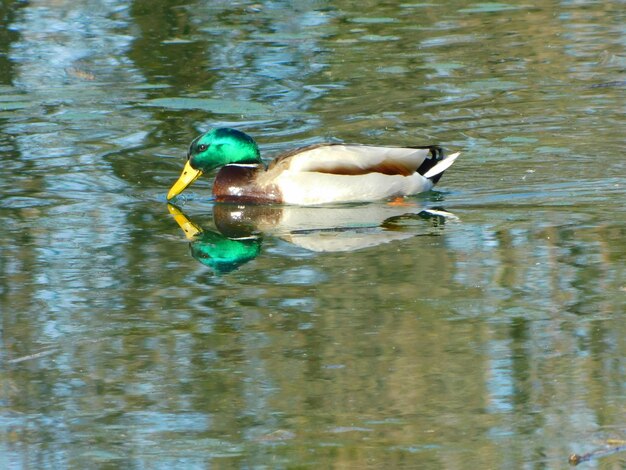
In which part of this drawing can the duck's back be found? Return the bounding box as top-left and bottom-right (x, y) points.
(270, 144), (437, 174)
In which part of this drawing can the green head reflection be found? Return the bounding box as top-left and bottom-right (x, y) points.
(189, 232), (261, 273)
(168, 204), (261, 273)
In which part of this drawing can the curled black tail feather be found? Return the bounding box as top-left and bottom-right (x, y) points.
(414, 145), (446, 184)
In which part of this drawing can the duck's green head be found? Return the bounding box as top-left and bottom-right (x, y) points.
(167, 128), (261, 200)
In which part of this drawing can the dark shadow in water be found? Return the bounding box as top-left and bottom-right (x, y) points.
(0, 1), (26, 85)
(167, 202), (457, 273)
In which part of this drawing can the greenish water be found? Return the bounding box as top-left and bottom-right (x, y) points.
(1, 0), (625, 468)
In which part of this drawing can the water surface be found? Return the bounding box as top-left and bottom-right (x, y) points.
(1, 0), (625, 468)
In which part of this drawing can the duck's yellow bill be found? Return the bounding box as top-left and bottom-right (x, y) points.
(167, 204), (203, 239)
(167, 161), (202, 200)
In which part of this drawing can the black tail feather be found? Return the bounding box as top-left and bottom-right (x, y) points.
(414, 145), (446, 184)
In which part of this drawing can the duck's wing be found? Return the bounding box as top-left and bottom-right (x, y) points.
(269, 144), (441, 176)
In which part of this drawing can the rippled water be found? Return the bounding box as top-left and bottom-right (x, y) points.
(1, 1), (625, 468)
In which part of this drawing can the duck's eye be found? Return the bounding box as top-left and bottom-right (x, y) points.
(198, 144), (208, 152)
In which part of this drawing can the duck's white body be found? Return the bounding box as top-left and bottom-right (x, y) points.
(257, 144), (461, 205)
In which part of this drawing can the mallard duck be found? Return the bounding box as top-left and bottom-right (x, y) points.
(167, 128), (460, 205)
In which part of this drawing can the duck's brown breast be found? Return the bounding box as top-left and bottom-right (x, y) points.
(213, 165), (283, 204)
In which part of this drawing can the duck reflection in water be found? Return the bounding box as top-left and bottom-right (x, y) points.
(167, 202), (458, 273)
